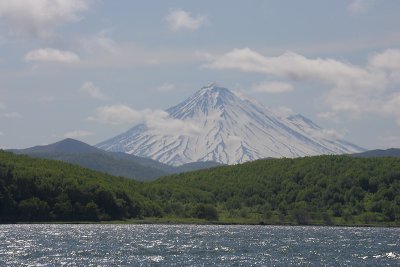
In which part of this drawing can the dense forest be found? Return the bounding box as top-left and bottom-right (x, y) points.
(0, 151), (159, 222)
(1, 150), (399, 226)
(148, 156), (400, 225)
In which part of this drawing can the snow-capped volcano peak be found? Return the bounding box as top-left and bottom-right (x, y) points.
(97, 83), (364, 166)
(167, 84), (240, 119)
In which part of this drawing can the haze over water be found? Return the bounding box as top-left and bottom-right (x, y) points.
(1, 224), (399, 266)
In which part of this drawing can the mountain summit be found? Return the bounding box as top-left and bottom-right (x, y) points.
(97, 83), (364, 165)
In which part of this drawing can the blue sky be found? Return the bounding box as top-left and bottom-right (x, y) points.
(0, 0), (399, 149)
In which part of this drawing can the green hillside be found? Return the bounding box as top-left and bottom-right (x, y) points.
(0, 151), (160, 222)
(144, 155), (400, 225)
(1, 150), (399, 226)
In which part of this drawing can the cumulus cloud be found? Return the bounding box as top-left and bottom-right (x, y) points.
(145, 113), (203, 136)
(25, 48), (80, 63)
(225, 135), (242, 148)
(80, 81), (107, 100)
(64, 130), (93, 139)
(317, 128), (348, 140)
(157, 82), (175, 92)
(195, 50), (215, 61)
(165, 9), (207, 31)
(207, 47), (400, 124)
(89, 104), (202, 136)
(207, 48), (386, 92)
(348, 0), (375, 14)
(252, 81), (294, 94)
(274, 106), (294, 117)
(317, 112), (339, 122)
(0, 0), (87, 37)
(369, 49), (400, 70)
(297, 119), (348, 140)
(88, 105), (163, 125)
(382, 93), (400, 125)
(80, 31), (119, 55)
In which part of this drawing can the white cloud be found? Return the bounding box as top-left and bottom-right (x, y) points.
(274, 106), (294, 117)
(80, 81), (107, 100)
(0, 0), (87, 37)
(317, 112), (339, 122)
(80, 31), (119, 55)
(382, 93), (400, 125)
(25, 48), (80, 63)
(88, 105), (168, 125)
(348, 0), (375, 14)
(252, 81), (293, 94)
(64, 130), (93, 139)
(317, 128), (348, 140)
(157, 82), (175, 92)
(225, 135), (242, 148)
(207, 47), (400, 124)
(89, 104), (202, 136)
(165, 9), (207, 31)
(299, 121), (348, 140)
(195, 50), (215, 61)
(145, 114), (202, 136)
(369, 49), (400, 70)
(207, 48), (386, 92)
(0, 112), (22, 118)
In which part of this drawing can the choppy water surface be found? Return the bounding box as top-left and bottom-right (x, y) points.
(0, 224), (399, 266)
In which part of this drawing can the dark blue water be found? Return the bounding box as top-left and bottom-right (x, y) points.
(0, 224), (399, 266)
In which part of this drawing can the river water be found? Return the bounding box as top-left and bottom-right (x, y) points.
(0, 224), (399, 266)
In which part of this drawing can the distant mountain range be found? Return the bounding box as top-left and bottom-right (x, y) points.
(351, 148), (400, 158)
(97, 83), (364, 166)
(7, 84), (398, 180)
(8, 138), (399, 181)
(9, 138), (221, 181)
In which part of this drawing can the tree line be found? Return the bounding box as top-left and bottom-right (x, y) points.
(1, 151), (399, 225)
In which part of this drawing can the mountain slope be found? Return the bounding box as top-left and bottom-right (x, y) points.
(10, 139), (169, 180)
(97, 83), (364, 166)
(10, 139), (221, 180)
(13, 138), (100, 154)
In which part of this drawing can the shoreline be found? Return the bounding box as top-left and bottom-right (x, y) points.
(2, 218), (399, 228)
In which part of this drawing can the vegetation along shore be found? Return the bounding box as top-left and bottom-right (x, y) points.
(0, 151), (399, 226)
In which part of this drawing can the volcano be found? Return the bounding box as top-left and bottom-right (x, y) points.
(96, 83), (364, 165)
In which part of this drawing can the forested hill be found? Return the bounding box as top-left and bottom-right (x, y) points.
(0, 150), (159, 222)
(147, 155), (400, 225)
(1, 150), (400, 225)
